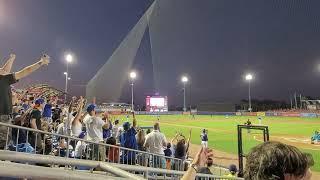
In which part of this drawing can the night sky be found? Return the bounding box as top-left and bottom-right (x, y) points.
(1, 0), (320, 107)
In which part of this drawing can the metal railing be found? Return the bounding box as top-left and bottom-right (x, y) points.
(0, 150), (244, 180)
(1, 122), (184, 171)
(0, 161), (127, 180)
(0, 150), (141, 180)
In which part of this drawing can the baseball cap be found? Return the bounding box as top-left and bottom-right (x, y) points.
(229, 164), (237, 173)
(123, 121), (131, 131)
(35, 98), (45, 105)
(86, 104), (96, 113)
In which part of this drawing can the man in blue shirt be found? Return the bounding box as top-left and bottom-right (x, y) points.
(120, 112), (137, 165)
(42, 99), (52, 123)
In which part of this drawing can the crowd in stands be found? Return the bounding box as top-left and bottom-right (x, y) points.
(0, 53), (315, 179)
(7, 94), (196, 168)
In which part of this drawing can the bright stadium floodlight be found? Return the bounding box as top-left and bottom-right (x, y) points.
(245, 73), (253, 112)
(130, 71), (137, 80)
(245, 74), (253, 81)
(129, 71), (137, 111)
(65, 54), (73, 63)
(181, 75), (189, 112)
(68, 77), (71, 80)
(64, 53), (74, 103)
(181, 76), (188, 83)
(63, 72), (67, 75)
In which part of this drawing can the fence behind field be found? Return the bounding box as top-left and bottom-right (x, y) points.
(132, 111), (319, 118)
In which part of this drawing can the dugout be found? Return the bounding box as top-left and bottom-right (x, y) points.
(197, 102), (236, 112)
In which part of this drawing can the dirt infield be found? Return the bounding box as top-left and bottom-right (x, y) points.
(254, 134), (320, 150)
(188, 144), (238, 167)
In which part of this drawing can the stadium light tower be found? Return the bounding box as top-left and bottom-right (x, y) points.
(245, 73), (253, 112)
(181, 76), (189, 112)
(129, 71), (137, 111)
(64, 53), (73, 103)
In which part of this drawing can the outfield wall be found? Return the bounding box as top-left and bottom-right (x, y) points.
(197, 111), (319, 118)
(134, 111), (319, 118)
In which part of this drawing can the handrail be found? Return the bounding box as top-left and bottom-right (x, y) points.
(0, 122), (182, 162)
(0, 150), (144, 180)
(0, 150), (243, 180)
(0, 161), (125, 180)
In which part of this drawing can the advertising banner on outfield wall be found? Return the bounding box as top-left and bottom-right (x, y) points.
(135, 111), (182, 115)
(197, 111), (236, 116)
(300, 113), (317, 118)
(242, 112), (257, 116)
(257, 112), (266, 117)
(236, 112), (242, 116)
(265, 112), (275, 116)
(279, 112), (300, 117)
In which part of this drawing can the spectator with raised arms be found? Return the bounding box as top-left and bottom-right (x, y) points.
(0, 53), (50, 149)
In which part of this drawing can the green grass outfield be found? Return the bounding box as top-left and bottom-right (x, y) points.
(115, 114), (320, 171)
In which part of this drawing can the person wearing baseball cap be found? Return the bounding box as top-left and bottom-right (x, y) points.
(34, 98), (45, 106)
(226, 164), (237, 177)
(28, 98), (45, 150)
(86, 104), (96, 113)
(83, 103), (109, 161)
(119, 111), (138, 165)
(30, 98), (45, 129)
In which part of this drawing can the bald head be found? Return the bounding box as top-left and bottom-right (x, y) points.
(154, 122), (160, 130)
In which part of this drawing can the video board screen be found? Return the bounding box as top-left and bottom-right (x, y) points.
(146, 96), (168, 112)
(150, 97), (165, 107)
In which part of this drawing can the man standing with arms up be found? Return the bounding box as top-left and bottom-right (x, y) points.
(84, 104), (110, 161)
(0, 53), (50, 149)
(144, 122), (167, 168)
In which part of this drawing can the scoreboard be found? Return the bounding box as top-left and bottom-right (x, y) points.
(146, 96), (168, 112)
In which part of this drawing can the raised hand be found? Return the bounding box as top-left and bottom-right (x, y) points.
(10, 53), (16, 59)
(40, 54), (50, 66)
(192, 147), (214, 168)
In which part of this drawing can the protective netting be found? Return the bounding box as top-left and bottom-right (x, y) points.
(87, 0), (320, 104)
(86, 1), (156, 103)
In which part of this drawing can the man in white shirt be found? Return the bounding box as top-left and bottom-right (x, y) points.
(83, 104), (109, 161)
(144, 122), (167, 168)
(112, 119), (120, 138)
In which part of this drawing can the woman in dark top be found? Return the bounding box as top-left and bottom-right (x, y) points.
(171, 129), (192, 170)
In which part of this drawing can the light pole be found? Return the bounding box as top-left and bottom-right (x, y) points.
(64, 54), (73, 103)
(181, 76), (188, 112)
(129, 71), (137, 111)
(245, 73), (253, 112)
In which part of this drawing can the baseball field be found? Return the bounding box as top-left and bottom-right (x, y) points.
(116, 114), (320, 172)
